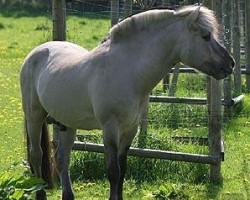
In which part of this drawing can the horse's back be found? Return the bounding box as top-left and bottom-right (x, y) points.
(20, 41), (89, 101)
(20, 41), (89, 82)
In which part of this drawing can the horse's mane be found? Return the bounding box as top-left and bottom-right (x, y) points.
(176, 5), (220, 40)
(110, 9), (174, 43)
(109, 5), (220, 43)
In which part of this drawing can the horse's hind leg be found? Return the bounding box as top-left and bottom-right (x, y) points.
(54, 127), (76, 200)
(25, 111), (47, 200)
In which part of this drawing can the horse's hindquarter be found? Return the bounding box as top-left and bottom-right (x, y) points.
(33, 42), (100, 130)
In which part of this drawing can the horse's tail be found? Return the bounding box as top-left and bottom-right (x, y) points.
(24, 119), (55, 189)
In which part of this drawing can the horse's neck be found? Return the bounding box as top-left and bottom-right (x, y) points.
(116, 20), (181, 96)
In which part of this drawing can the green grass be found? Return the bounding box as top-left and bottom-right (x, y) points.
(0, 9), (249, 200)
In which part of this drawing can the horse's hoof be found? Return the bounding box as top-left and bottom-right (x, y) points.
(36, 189), (47, 200)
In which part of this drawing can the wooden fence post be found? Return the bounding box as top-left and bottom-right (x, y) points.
(52, 0), (66, 41)
(223, 0), (232, 121)
(111, 0), (120, 27)
(162, 0), (171, 92)
(245, 0), (250, 91)
(204, 0), (223, 184)
(207, 78), (222, 183)
(123, 0), (132, 18)
(233, 0), (242, 95)
(168, 64), (180, 96)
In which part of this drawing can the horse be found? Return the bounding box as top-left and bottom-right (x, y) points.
(20, 5), (234, 200)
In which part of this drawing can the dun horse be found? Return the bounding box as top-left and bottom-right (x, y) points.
(20, 5), (234, 200)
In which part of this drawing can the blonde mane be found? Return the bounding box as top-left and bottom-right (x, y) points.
(176, 5), (220, 39)
(110, 5), (220, 43)
(110, 9), (175, 43)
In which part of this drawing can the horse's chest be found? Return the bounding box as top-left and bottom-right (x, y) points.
(93, 95), (143, 129)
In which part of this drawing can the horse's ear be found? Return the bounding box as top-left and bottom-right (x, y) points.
(186, 5), (201, 25)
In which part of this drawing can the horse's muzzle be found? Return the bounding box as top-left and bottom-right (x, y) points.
(221, 56), (235, 76)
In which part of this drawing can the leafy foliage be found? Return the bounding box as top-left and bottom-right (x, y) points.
(0, 164), (45, 200)
(151, 183), (189, 199)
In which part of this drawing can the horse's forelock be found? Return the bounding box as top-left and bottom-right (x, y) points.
(196, 7), (220, 41)
(177, 5), (220, 41)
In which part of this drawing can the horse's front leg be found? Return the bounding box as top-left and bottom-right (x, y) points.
(54, 126), (76, 200)
(117, 126), (137, 199)
(102, 118), (120, 200)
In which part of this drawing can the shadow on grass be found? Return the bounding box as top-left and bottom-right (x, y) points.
(206, 179), (223, 199)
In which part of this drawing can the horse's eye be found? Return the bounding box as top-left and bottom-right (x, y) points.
(202, 33), (211, 41)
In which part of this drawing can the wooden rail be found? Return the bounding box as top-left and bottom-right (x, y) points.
(72, 141), (220, 165)
(149, 94), (244, 106)
(170, 67), (250, 75)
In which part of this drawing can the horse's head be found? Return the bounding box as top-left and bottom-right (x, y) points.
(177, 6), (235, 80)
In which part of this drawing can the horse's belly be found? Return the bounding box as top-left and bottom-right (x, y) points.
(37, 69), (102, 130)
(38, 87), (100, 130)
(65, 115), (101, 130)
(47, 104), (101, 130)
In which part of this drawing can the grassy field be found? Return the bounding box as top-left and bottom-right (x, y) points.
(0, 8), (249, 200)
